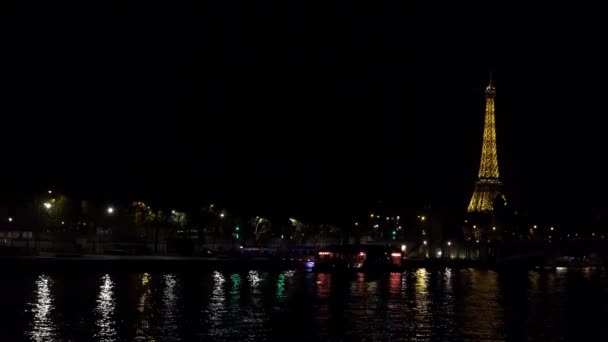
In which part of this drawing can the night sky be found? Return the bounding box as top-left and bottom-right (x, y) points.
(1, 1), (606, 218)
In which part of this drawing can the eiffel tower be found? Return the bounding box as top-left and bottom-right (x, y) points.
(467, 76), (505, 213)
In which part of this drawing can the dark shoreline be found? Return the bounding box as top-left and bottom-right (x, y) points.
(0, 254), (599, 272)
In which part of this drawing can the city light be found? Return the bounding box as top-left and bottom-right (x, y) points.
(48, 190), (52, 194)
(370, 213), (374, 218)
(8, 217), (12, 223)
(43, 202), (52, 209)
(437, 251), (442, 257)
(107, 206), (114, 214)
(447, 241), (452, 246)
(533, 225), (538, 229)
(354, 222), (359, 226)
(318, 251), (331, 256)
(423, 240), (428, 245)
(171, 210), (176, 214)
(550, 227), (554, 231)
(401, 244), (406, 252)
(492, 226), (496, 231)
(420, 216), (426, 221)
(220, 213), (225, 218)
(391, 252), (401, 257)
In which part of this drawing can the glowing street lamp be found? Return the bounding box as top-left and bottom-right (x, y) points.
(48, 190), (52, 194)
(423, 240), (428, 246)
(107, 206), (115, 214)
(43, 202), (52, 210)
(447, 241), (452, 246)
(8, 217), (13, 223)
(220, 213), (225, 218)
(420, 216), (426, 221)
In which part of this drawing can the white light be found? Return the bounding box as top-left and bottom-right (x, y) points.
(492, 226), (496, 231)
(423, 240), (428, 245)
(401, 244), (406, 252)
(48, 190), (52, 194)
(171, 210), (176, 214)
(354, 222), (359, 226)
(533, 225), (538, 229)
(107, 207), (114, 214)
(550, 227), (554, 231)
(437, 251), (442, 257)
(220, 213), (225, 218)
(397, 216), (400, 220)
(61, 221), (65, 225)
(473, 225), (477, 229)
(43, 202), (52, 209)
(447, 241), (452, 246)
(8, 217), (13, 222)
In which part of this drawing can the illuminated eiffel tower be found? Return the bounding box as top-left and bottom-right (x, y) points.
(467, 76), (505, 213)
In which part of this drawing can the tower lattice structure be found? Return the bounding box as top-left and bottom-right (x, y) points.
(467, 78), (505, 213)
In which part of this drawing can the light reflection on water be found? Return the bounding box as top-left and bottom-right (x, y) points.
(134, 272), (152, 341)
(95, 274), (117, 342)
(28, 274), (56, 342)
(6, 267), (608, 341)
(160, 274), (179, 340)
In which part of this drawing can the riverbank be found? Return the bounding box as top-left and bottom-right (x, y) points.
(1, 254), (603, 272)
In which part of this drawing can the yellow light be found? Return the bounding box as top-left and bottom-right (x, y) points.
(421, 216), (426, 221)
(492, 226), (496, 231)
(370, 213), (374, 218)
(401, 244), (406, 252)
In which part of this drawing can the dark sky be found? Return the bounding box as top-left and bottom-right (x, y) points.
(1, 1), (606, 218)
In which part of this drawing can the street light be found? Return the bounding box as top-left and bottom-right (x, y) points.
(8, 217), (13, 223)
(43, 202), (52, 209)
(220, 213), (225, 218)
(420, 216), (426, 221)
(107, 207), (114, 214)
(423, 240), (428, 245)
(48, 190), (52, 194)
(447, 241), (452, 246)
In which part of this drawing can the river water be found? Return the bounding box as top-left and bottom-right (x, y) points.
(1, 267), (606, 341)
